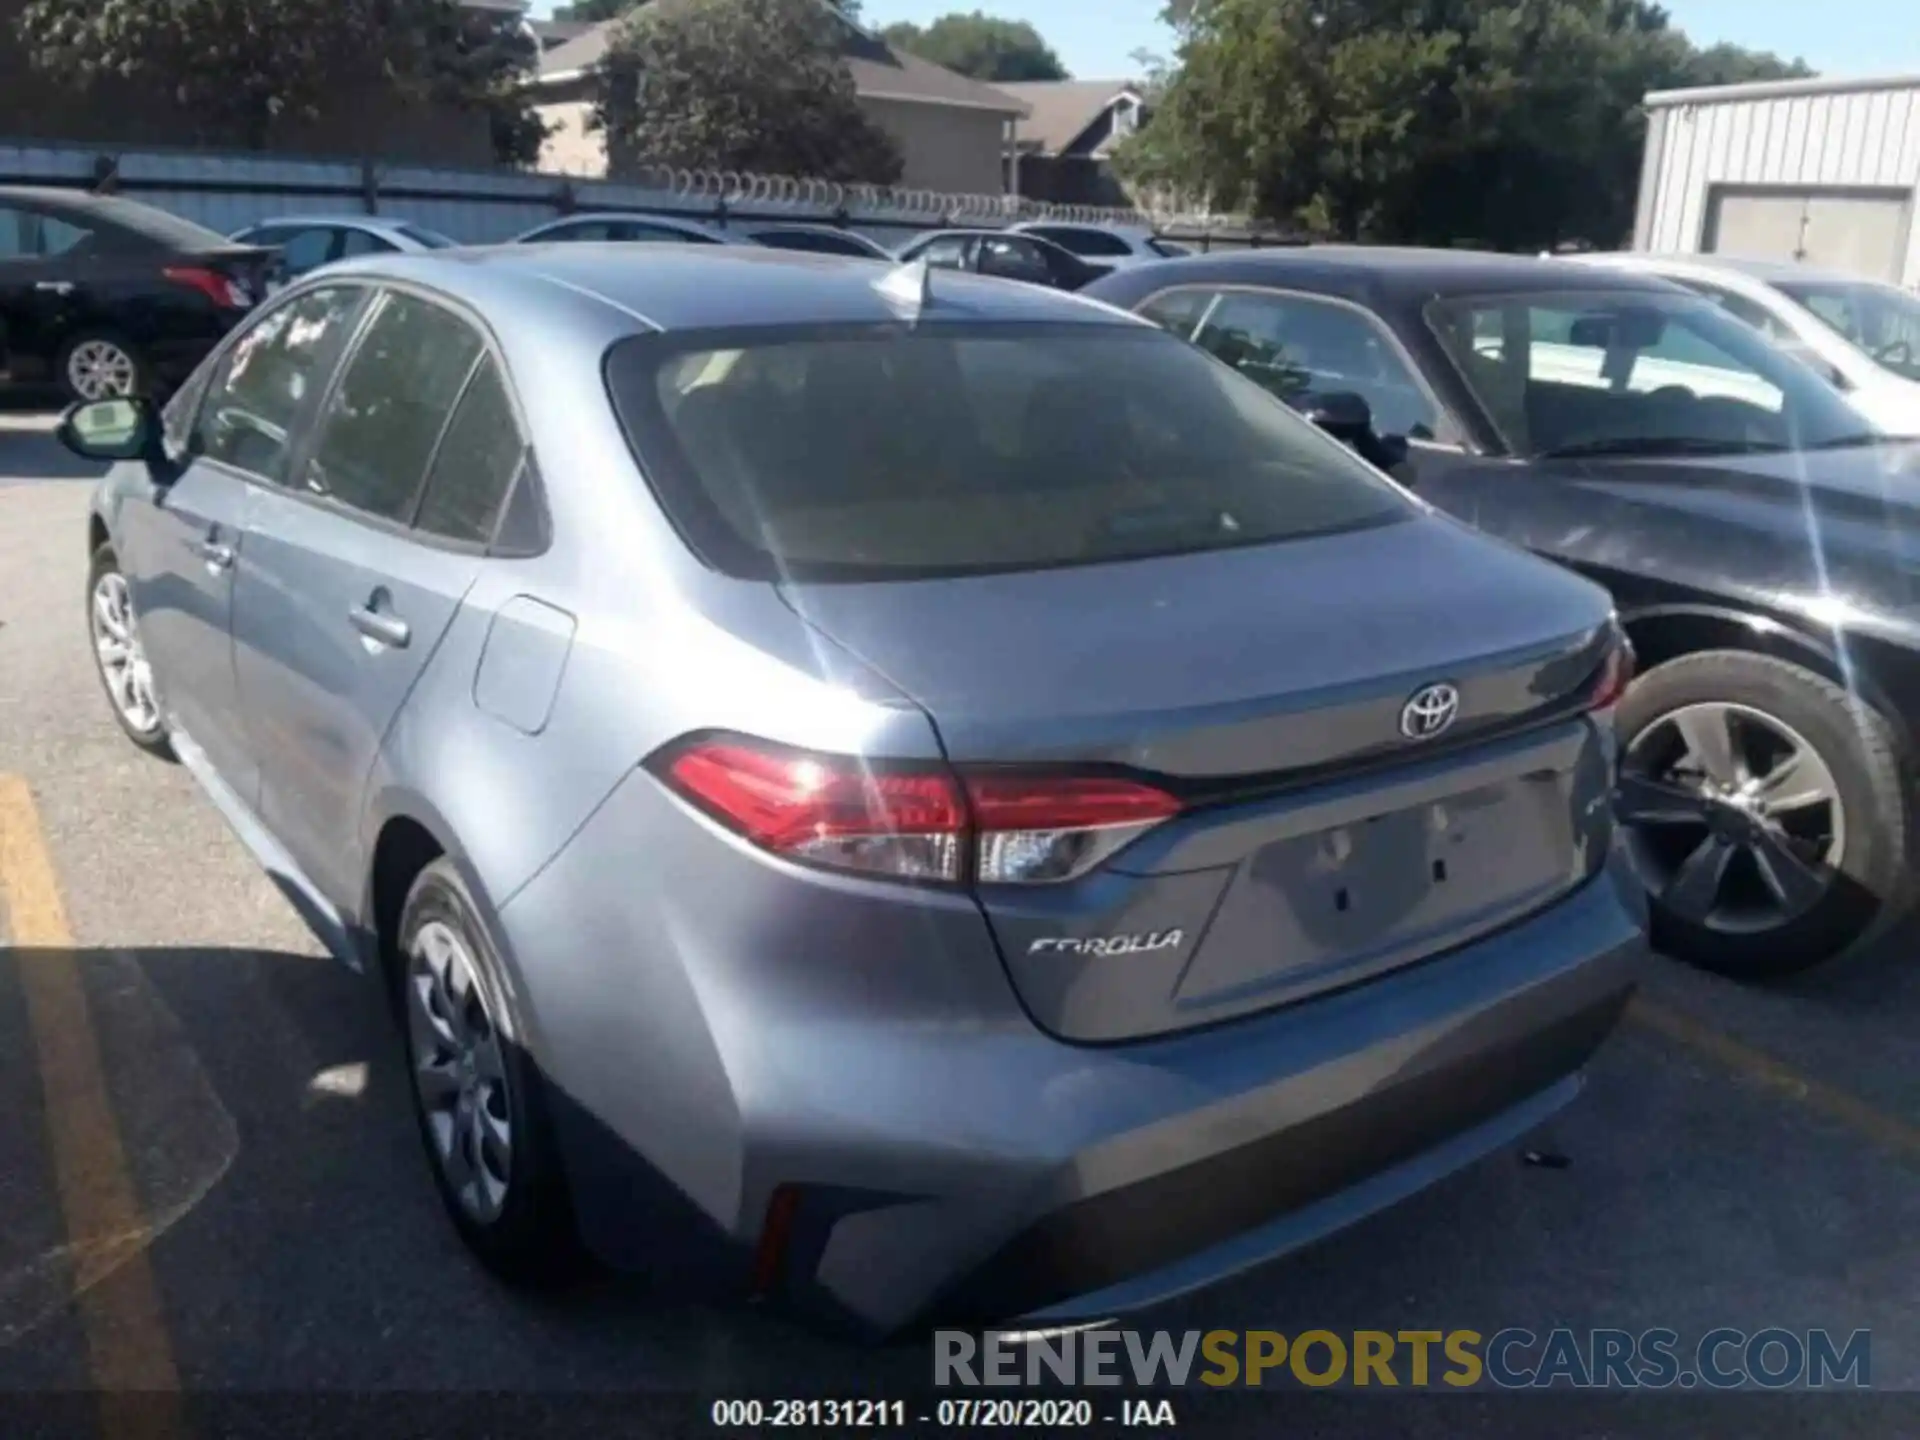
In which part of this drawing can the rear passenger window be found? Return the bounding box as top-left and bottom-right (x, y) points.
(300, 292), (482, 522)
(196, 285), (364, 482)
(415, 357), (526, 545)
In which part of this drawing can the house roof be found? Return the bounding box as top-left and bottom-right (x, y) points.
(536, 2), (1026, 116)
(997, 80), (1141, 154)
(529, 18), (595, 47)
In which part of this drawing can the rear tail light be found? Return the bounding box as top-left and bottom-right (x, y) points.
(163, 266), (250, 309)
(1587, 627), (1635, 713)
(967, 773), (1181, 883)
(654, 737), (1181, 886)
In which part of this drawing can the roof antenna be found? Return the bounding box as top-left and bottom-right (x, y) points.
(875, 257), (933, 317)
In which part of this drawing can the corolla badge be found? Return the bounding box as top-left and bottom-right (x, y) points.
(1029, 930), (1184, 957)
(1400, 682), (1460, 740)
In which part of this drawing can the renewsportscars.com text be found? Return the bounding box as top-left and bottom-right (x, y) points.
(934, 1327), (1871, 1389)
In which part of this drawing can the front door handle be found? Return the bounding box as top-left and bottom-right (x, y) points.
(349, 597), (411, 650)
(191, 538), (234, 571)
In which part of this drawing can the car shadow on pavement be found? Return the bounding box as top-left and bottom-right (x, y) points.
(0, 420), (105, 484)
(0, 942), (901, 1392)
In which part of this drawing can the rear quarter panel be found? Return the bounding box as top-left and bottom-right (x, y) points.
(358, 287), (946, 1050)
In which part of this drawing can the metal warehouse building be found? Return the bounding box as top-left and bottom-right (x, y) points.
(1633, 72), (1920, 286)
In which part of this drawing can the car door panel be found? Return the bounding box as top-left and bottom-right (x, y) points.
(115, 461), (257, 800)
(0, 203), (83, 381)
(113, 282), (368, 808)
(232, 495), (481, 907)
(230, 286), (494, 908)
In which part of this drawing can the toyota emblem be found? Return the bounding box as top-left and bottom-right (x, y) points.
(1400, 683), (1460, 740)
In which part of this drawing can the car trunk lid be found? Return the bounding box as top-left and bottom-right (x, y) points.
(780, 512), (1623, 1042)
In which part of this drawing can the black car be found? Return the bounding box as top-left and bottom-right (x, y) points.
(893, 228), (1106, 291)
(0, 186), (274, 402)
(1089, 246), (1920, 978)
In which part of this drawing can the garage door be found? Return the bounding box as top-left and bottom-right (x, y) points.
(1704, 188), (1911, 282)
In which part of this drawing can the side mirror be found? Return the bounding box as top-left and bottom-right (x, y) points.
(56, 396), (158, 463)
(1299, 390), (1374, 442)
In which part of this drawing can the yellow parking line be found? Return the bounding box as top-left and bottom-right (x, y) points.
(0, 774), (184, 1434)
(1629, 995), (1920, 1162)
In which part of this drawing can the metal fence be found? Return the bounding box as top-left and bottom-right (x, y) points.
(0, 139), (1285, 251)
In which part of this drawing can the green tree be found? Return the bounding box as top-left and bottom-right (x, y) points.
(881, 11), (1068, 81)
(597, 0), (901, 182)
(1117, 0), (1809, 248)
(15, 0), (542, 158)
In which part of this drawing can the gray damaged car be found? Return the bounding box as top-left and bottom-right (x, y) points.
(65, 242), (1646, 1335)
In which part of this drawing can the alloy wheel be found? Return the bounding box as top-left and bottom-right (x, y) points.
(406, 920), (513, 1224)
(90, 571), (161, 736)
(1618, 700), (1845, 934)
(67, 340), (138, 401)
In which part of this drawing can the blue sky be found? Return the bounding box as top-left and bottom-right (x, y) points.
(532, 1), (1920, 83)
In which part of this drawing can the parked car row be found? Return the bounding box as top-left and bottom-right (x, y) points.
(4, 186), (1166, 404)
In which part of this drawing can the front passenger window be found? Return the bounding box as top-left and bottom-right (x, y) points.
(300, 292), (483, 522)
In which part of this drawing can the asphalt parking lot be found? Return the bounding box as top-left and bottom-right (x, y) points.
(4, 409), (1920, 1434)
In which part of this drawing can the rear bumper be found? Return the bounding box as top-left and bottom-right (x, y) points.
(498, 771), (1645, 1337)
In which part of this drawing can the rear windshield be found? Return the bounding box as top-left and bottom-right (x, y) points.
(604, 321), (1412, 582)
(84, 198), (232, 251)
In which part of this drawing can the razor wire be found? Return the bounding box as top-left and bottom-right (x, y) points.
(576, 158), (1249, 234)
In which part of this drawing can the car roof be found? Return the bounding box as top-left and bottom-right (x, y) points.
(1013, 220), (1153, 240)
(240, 214), (422, 234)
(1112, 244), (1686, 299)
(748, 223), (886, 245)
(314, 243), (1148, 334)
(1582, 251), (1892, 288)
(0, 184), (232, 247)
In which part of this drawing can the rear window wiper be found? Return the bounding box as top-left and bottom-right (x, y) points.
(1536, 436), (1791, 459)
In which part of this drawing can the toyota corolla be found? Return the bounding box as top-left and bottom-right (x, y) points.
(63, 242), (1645, 1335)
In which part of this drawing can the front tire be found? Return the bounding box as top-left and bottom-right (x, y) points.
(86, 544), (173, 759)
(397, 858), (582, 1285)
(1613, 650), (1910, 977)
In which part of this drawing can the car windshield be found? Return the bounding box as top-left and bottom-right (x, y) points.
(605, 321), (1413, 582)
(1425, 289), (1875, 458)
(397, 223), (456, 248)
(1775, 278), (1920, 383)
(1150, 240), (1193, 258)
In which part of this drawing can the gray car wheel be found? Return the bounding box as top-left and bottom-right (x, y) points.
(86, 545), (173, 758)
(397, 858), (582, 1283)
(59, 333), (146, 403)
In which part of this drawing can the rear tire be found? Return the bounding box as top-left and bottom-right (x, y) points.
(1614, 650), (1909, 977)
(86, 544), (174, 760)
(57, 331), (148, 403)
(397, 858), (583, 1286)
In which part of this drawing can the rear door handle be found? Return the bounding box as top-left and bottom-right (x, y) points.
(34, 280), (74, 295)
(349, 600), (411, 650)
(191, 539), (234, 571)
